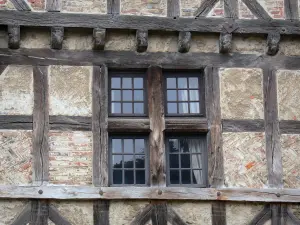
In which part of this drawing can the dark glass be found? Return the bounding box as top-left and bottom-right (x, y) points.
(180, 139), (189, 153)
(135, 155), (145, 168)
(181, 154), (190, 168)
(181, 170), (191, 184)
(113, 170), (122, 184)
(169, 139), (179, 153)
(124, 155), (134, 168)
(136, 170), (145, 184)
(124, 170), (134, 184)
(170, 170), (180, 184)
(169, 154), (179, 168)
(113, 155), (123, 168)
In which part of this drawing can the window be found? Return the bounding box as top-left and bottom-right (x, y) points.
(166, 136), (207, 187)
(110, 136), (148, 186)
(109, 71), (147, 116)
(165, 72), (205, 116)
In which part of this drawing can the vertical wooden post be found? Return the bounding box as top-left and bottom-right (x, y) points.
(46, 0), (61, 11)
(30, 200), (49, 225)
(167, 0), (180, 18)
(284, 0), (299, 20)
(205, 67), (226, 225)
(224, 0), (238, 18)
(92, 65), (109, 225)
(107, 0), (120, 15)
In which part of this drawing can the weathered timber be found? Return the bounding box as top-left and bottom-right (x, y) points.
(2, 11), (300, 34)
(8, 25), (20, 49)
(50, 115), (91, 131)
(10, 0), (31, 10)
(165, 118), (208, 132)
(167, 0), (180, 18)
(148, 66), (166, 186)
(271, 204), (282, 225)
(224, 0), (238, 18)
(30, 200), (49, 225)
(152, 202), (168, 225)
(263, 69), (283, 188)
(108, 118), (150, 132)
(46, 0), (61, 11)
(178, 31), (191, 53)
(136, 30), (148, 53)
(11, 203), (31, 225)
(0, 115), (32, 130)
(94, 200), (109, 225)
(280, 120), (300, 134)
(222, 119), (265, 132)
(284, 0), (299, 20)
(0, 65), (7, 75)
(93, 28), (106, 51)
(287, 208), (300, 224)
(92, 65), (108, 187)
(33, 66), (49, 183)
(107, 0), (120, 15)
(267, 32), (281, 56)
(167, 207), (187, 225)
(49, 205), (72, 225)
(241, 0), (272, 20)
(130, 204), (153, 225)
(212, 202), (226, 225)
(219, 32), (232, 54)
(51, 27), (64, 50)
(194, 0), (219, 17)
(249, 205), (271, 225)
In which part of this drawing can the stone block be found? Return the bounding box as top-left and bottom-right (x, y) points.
(232, 34), (266, 54)
(63, 28), (93, 50)
(147, 31), (177, 52)
(0, 200), (29, 225)
(279, 36), (300, 56)
(105, 30), (135, 51)
(49, 66), (92, 116)
(121, 0), (167, 16)
(220, 68), (264, 120)
(223, 132), (267, 188)
(28, 0), (45, 11)
(20, 27), (50, 49)
(49, 131), (92, 185)
(190, 33), (219, 53)
(61, 0), (106, 13)
(0, 66), (33, 115)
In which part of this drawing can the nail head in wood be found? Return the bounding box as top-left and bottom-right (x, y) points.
(38, 190), (43, 194)
(276, 193), (281, 197)
(178, 31), (191, 53)
(219, 32), (232, 54)
(267, 32), (280, 56)
(217, 191), (221, 197)
(158, 190), (163, 195)
(8, 25), (20, 49)
(93, 28), (106, 51)
(51, 27), (64, 50)
(136, 29), (148, 53)
(99, 190), (104, 195)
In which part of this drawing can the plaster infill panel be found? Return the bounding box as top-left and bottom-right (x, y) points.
(121, 0), (167, 16)
(220, 68), (264, 120)
(105, 30), (136, 51)
(147, 31), (178, 52)
(63, 28), (93, 50)
(20, 27), (50, 49)
(61, 0), (106, 14)
(223, 132), (267, 188)
(49, 66), (92, 117)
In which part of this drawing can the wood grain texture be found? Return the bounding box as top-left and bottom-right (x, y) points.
(107, 0), (120, 15)
(280, 120), (300, 134)
(249, 205), (271, 225)
(271, 204), (282, 225)
(241, 0), (272, 20)
(10, 0), (31, 10)
(51, 27), (64, 50)
(284, 0), (299, 20)
(49, 205), (72, 225)
(11, 203), (31, 225)
(287, 208), (300, 224)
(130, 204), (153, 225)
(8, 25), (20, 49)
(46, 0), (61, 11)
(93, 28), (106, 51)
(167, 0), (180, 17)
(178, 31), (191, 53)
(33, 66), (49, 183)
(108, 118), (150, 132)
(219, 32), (232, 54)
(152, 202), (167, 225)
(30, 200), (49, 225)
(212, 202), (226, 225)
(0, 115), (33, 130)
(267, 32), (280, 56)
(167, 206), (187, 225)
(194, 0), (219, 17)
(224, 0), (238, 18)
(148, 66), (166, 186)
(263, 69), (283, 188)
(222, 119), (265, 132)
(136, 30), (148, 53)
(92, 65), (108, 187)
(50, 115), (91, 131)
(94, 200), (109, 225)
(165, 118), (208, 132)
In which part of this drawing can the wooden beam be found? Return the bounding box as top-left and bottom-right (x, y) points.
(167, 206), (187, 225)
(267, 32), (280, 56)
(49, 205), (71, 225)
(165, 118), (208, 132)
(8, 25), (20, 49)
(241, 0), (272, 20)
(194, 0), (219, 17)
(10, 0), (31, 11)
(11, 203), (31, 225)
(249, 205), (271, 225)
(94, 200), (109, 225)
(151, 202), (168, 225)
(93, 28), (106, 51)
(51, 27), (64, 50)
(0, 115), (32, 130)
(30, 200), (48, 225)
(2, 11), (300, 34)
(33, 66), (49, 184)
(224, 0), (238, 18)
(50, 115), (91, 131)
(271, 204), (282, 225)
(108, 118), (150, 132)
(46, 0), (61, 12)
(148, 66), (166, 186)
(284, 0), (299, 20)
(107, 0), (120, 15)
(178, 31), (191, 53)
(280, 120), (300, 134)
(222, 119), (265, 132)
(130, 204), (153, 225)
(167, 0), (180, 18)
(287, 208), (300, 224)
(136, 30), (148, 53)
(219, 32), (232, 54)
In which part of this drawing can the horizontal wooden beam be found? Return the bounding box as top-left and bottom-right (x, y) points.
(0, 185), (300, 202)
(222, 119), (265, 132)
(1, 11), (300, 34)
(108, 118), (150, 132)
(165, 118), (208, 132)
(279, 120), (300, 134)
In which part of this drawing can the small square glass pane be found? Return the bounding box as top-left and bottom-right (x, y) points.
(192, 170), (202, 185)
(134, 90), (143, 101)
(113, 170), (122, 184)
(123, 103), (132, 114)
(124, 139), (133, 153)
(181, 154), (190, 168)
(169, 154), (179, 168)
(191, 154), (202, 168)
(190, 103), (200, 114)
(135, 139), (145, 153)
(178, 103), (189, 114)
(124, 155), (134, 168)
(178, 78), (187, 88)
(181, 170), (191, 184)
(112, 139), (122, 153)
(167, 90), (177, 101)
(167, 78), (176, 89)
(122, 78), (132, 88)
(136, 170), (145, 184)
(167, 103), (177, 114)
(113, 155), (123, 168)
(135, 155), (145, 168)
(134, 78), (143, 89)
(111, 90), (121, 101)
(170, 170), (179, 184)
(134, 103), (144, 114)
(189, 78), (199, 89)
(168, 139), (179, 153)
(124, 170), (134, 184)
(122, 90), (133, 101)
(111, 78), (121, 88)
(178, 90), (188, 101)
(189, 90), (199, 101)
(111, 103), (121, 114)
